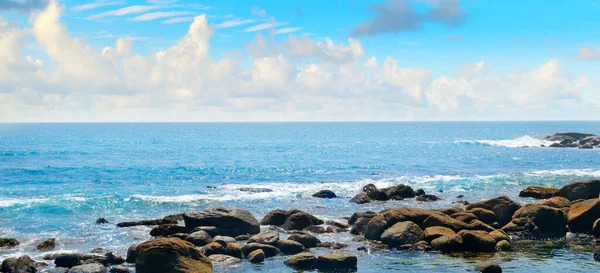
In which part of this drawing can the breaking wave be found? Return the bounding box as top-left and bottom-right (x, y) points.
(456, 135), (555, 148)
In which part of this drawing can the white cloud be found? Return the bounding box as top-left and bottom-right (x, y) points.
(244, 21), (288, 32)
(130, 11), (192, 22)
(72, 1), (124, 12)
(275, 27), (302, 35)
(0, 1), (595, 122)
(577, 47), (600, 60)
(87, 5), (160, 20)
(162, 16), (194, 24)
(216, 19), (255, 29)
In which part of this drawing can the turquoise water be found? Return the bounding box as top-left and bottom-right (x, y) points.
(1, 122), (600, 272)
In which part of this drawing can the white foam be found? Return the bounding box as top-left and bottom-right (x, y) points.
(456, 135), (555, 148)
(0, 198), (48, 207)
(526, 169), (600, 177)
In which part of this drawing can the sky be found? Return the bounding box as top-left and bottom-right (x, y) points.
(0, 0), (599, 122)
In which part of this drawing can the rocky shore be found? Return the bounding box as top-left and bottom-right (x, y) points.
(543, 132), (600, 149)
(2, 180), (600, 273)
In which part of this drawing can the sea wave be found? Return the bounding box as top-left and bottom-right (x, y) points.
(525, 169), (600, 177)
(456, 135), (555, 148)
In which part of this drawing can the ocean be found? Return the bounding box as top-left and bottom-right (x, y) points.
(1, 122), (600, 272)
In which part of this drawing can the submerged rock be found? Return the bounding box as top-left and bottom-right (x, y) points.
(183, 207), (260, 237)
(0, 238), (20, 248)
(135, 237), (213, 273)
(95, 218), (108, 224)
(116, 216), (177, 228)
(475, 260), (502, 273)
(312, 190), (337, 198)
(519, 186), (558, 199)
(416, 194), (439, 202)
(316, 251), (357, 270)
(544, 132), (595, 142)
(36, 238), (56, 252)
(208, 254), (240, 266)
(238, 187), (272, 193)
(554, 180), (600, 201)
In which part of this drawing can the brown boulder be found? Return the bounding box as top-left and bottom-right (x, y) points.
(467, 208), (496, 224)
(284, 253), (317, 270)
(1, 256), (36, 273)
(503, 204), (566, 238)
(422, 214), (471, 232)
(364, 207), (443, 240)
(451, 212), (478, 223)
(259, 209), (287, 226)
(224, 243), (243, 259)
(202, 242), (225, 256)
(183, 207), (260, 237)
(248, 231), (279, 246)
(288, 232), (320, 248)
(36, 238), (56, 252)
(488, 230), (509, 243)
(458, 230), (496, 252)
(466, 196), (521, 226)
(519, 186), (558, 199)
(423, 226), (456, 242)
(276, 239), (305, 255)
(241, 243), (280, 258)
(247, 250), (264, 264)
(149, 224), (188, 237)
(135, 237), (213, 273)
(380, 222), (424, 247)
(430, 234), (463, 252)
(316, 251), (357, 270)
(567, 198), (600, 233)
(554, 180), (600, 201)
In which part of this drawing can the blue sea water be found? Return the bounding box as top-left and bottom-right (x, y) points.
(1, 122), (600, 272)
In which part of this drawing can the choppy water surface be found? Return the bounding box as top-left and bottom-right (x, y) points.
(1, 122), (600, 272)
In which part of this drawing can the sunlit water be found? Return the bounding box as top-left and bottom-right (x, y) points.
(1, 122), (600, 272)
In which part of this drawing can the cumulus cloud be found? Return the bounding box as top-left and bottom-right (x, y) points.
(0, 0), (594, 122)
(72, 1), (124, 12)
(352, 0), (466, 37)
(577, 47), (600, 60)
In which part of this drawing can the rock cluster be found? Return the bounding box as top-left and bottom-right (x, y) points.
(544, 132), (600, 149)
(350, 183), (435, 204)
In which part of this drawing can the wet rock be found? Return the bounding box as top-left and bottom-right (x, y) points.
(326, 225), (347, 233)
(90, 248), (108, 254)
(350, 217), (371, 235)
(288, 232), (321, 248)
(349, 193), (371, 204)
(116, 217), (177, 228)
(469, 220), (496, 232)
(224, 243), (243, 259)
(438, 206), (464, 216)
(42, 268), (69, 273)
(234, 235), (250, 241)
(382, 184), (416, 199)
(247, 250), (264, 264)
(467, 208), (497, 224)
(380, 222), (425, 247)
(0, 238), (20, 248)
(496, 240), (511, 251)
(126, 245), (137, 263)
(567, 198), (600, 233)
(415, 189), (426, 196)
(544, 132), (595, 142)
(185, 231), (213, 247)
(348, 212), (376, 225)
(282, 212), (314, 231)
(241, 243), (280, 258)
(1, 255), (36, 273)
(95, 218), (108, 224)
(594, 219), (600, 237)
(519, 186), (558, 199)
(451, 212), (478, 223)
(202, 242), (225, 256)
(284, 253), (317, 270)
(475, 260), (502, 273)
(212, 236), (236, 247)
(208, 254), (240, 265)
(238, 187), (272, 193)
(317, 242), (348, 250)
(135, 237), (213, 273)
(423, 226), (455, 242)
(312, 190), (337, 198)
(416, 194), (439, 202)
(502, 204), (567, 238)
(422, 214), (471, 232)
(489, 230), (510, 243)
(168, 233), (189, 240)
(37, 238), (56, 252)
(316, 251), (357, 271)
(430, 234), (463, 252)
(554, 180), (600, 201)
(595, 250), (600, 261)
(458, 230), (496, 252)
(580, 136), (600, 146)
(55, 254), (83, 268)
(303, 225), (328, 233)
(466, 196), (521, 226)
(276, 239), (305, 255)
(183, 207), (260, 237)
(109, 266), (131, 273)
(248, 231), (279, 245)
(326, 220), (349, 229)
(105, 252), (125, 265)
(67, 263), (106, 273)
(536, 197), (571, 212)
(363, 184), (389, 201)
(149, 224), (188, 237)
(364, 207), (444, 240)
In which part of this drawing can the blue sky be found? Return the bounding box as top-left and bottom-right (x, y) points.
(0, 0), (599, 121)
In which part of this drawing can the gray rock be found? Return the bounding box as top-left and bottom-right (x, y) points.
(184, 231), (213, 247)
(381, 222), (425, 247)
(183, 207), (260, 237)
(67, 263), (106, 273)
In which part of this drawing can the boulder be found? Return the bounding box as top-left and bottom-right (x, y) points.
(116, 217), (178, 228)
(382, 184), (416, 199)
(316, 251), (357, 270)
(224, 243), (243, 259)
(259, 209), (287, 226)
(489, 230), (510, 243)
(55, 254), (83, 268)
(212, 236), (236, 247)
(326, 220), (350, 229)
(349, 193), (371, 204)
(276, 240), (305, 255)
(241, 243), (280, 258)
(469, 220), (496, 232)
(303, 225), (328, 233)
(519, 186), (558, 199)
(202, 242), (225, 256)
(467, 208), (496, 224)
(37, 238), (56, 252)
(281, 212), (314, 231)
(1, 256), (36, 273)
(415, 189), (426, 196)
(422, 214), (471, 232)
(475, 260), (502, 273)
(458, 230), (496, 252)
(285, 210), (323, 225)
(288, 232), (320, 248)
(126, 245), (137, 263)
(135, 238), (212, 273)
(149, 224), (188, 237)
(502, 204), (567, 238)
(109, 266), (131, 273)
(326, 225), (346, 233)
(430, 234), (463, 252)
(451, 212), (478, 223)
(168, 233), (188, 240)
(536, 197), (571, 214)
(580, 136), (600, 146)
(438, 206), (464, 216)
(67, 263), (106, 273)
(416, 194), (439, 202)
(105, 252), (125, 265)
(248, 231), (279, 245)
(207, 254), (240, 265)
(247, 250), (264, 264)
(0, 238), (20, 248)
(234, 235), (250, 241)
(348, 212), (376, 225)
(185, 231), (212, 247)
(594, 219), (600, 237)
(183, 207), (260, 237)
(380, 222), (425, 247)
(466, 196), (521, 226)
(317, 242), (348, 250)
(284, 253), (317, 270)
(554, 180), (600, 201)
(363, 184), (388, 201)
(423, 226), (456, 242)
(544, 132), (595, 142)
(95, 218), (108, 224)
(350, 217), (371, 235)
(364, 207), (443, 240)
(496, 240), (510, 251)
(567, 198), (600, 233)
(312, 190), (337, 198)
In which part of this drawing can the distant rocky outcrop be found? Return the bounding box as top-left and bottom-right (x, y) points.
(543, 133), (600, 149)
